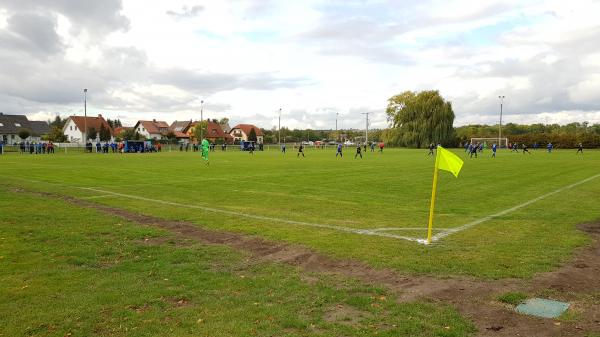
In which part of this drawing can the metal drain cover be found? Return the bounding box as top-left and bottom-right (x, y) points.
(515, 298), (570, 318)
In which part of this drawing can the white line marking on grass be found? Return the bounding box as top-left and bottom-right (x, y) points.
(430, 172), (600, 242)
(370, 227), (434, 232)
(80, 195), (113, 200)
(78, 187), (423, 242)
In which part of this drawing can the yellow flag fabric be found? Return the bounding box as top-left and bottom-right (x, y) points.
(436, 146), (463, 177)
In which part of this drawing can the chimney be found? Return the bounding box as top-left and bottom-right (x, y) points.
(153, 119), (157, 123)
(98, 114), (102, 118)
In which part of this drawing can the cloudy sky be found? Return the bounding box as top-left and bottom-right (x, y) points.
(1, 0), (600, 129)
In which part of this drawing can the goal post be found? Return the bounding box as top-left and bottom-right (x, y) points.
(470, 137), (509, 149)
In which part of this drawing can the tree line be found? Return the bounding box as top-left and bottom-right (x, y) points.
(455, 122), (600, 148)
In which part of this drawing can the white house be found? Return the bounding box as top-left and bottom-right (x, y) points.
(133, 120), (170, 140)
(63, 115), (113, 143)
(229, 124), (264, 144)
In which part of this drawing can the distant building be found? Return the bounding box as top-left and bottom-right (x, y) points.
(0, 113), (50, 145)
(113, 126), (132, 137)
(230, 124), (263, 144)
(187, 120), (233, 144)
(63, 114), (113, 143)
(169, 120), (193, 143)
(220, 121), (232, 133)
(133, 119), (170, 140)
(206, 120), (233, 144)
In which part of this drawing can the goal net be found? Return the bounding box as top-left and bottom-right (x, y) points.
(470, 137), (509, 149)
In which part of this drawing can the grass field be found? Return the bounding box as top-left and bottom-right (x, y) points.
(0, 188), (475, 336)
(2, 147), (599, 279)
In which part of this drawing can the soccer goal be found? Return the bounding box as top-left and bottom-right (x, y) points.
(470, 137), (509, 148)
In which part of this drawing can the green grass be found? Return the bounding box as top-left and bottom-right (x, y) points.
(497, 292), (528, 306)
(0, 188), (475, 336)
(1, 148), (599, 278)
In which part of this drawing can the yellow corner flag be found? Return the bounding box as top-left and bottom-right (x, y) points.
(426, 146), (464, 244)
(437, 146), (464, 177)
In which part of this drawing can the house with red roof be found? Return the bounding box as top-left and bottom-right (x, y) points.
(133, 119), (170, 140)
(187, 120), (233, 144)
(113, 126), (132, 136)
(230, 124), (263, 144)
(169, 120), (193, 142)
(62, 114), (113, 143)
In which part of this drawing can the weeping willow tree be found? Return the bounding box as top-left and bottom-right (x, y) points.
(384, 90), (455, 148)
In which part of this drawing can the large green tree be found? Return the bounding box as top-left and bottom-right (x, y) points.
(165, 131), (177, 144)
(87, 127), (97, 141)
(121, 129), (141, 141)
(248, 128), (257, 142)
(47, 127), (67, 142)
(18, 129), (30, 140)
(99, 124), (111, 142)
(385, 90), (455, 148)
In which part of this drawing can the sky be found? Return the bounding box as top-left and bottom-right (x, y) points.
(1, 0), (600, 130)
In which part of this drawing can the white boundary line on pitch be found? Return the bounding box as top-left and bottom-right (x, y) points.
(370, 227), (448, 232)
(430, 172), (600, 242)
(80, 194), (113, 200)
(77, 187), (424, 242)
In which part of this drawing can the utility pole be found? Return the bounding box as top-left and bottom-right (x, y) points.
(83, 88), (88, 145)
(498, 95), (505, 148)
(335, 112), (339, 142)
(278, 108), (282, 147)
(361, 112), (369, 145)
(200, 100), (204, 141)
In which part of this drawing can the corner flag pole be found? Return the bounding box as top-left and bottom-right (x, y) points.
(427, 149), (440, 244)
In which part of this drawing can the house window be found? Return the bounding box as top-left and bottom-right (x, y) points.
(14, 123), (21, 127)
(70, 126), (73, 131)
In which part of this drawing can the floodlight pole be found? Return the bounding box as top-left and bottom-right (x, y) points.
(278, 108), (281, 147)
(200, 100), (204, 141)
(83, 89), (88, 145)
(335, 112), (339, 141)
(498, 95), (505, 148)
(361, 112), (369, 144)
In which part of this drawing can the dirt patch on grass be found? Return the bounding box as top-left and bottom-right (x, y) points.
(15, 189), (600, 337)
(323, 304), (373, 326)
(164, 297), (191, 308)
(530, 222), (600, 294)
(137, 236), (195, 247)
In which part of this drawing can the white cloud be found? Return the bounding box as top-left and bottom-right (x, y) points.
(0, 0), (599, 129)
